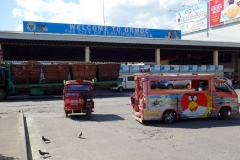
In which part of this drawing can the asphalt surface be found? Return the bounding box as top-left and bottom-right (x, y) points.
(1, 86), (240, 160)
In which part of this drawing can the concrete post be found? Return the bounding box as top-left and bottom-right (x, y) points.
(213, 50), (218, 65)
(85, 46), (90, 62)
(155, 48), (160, 65)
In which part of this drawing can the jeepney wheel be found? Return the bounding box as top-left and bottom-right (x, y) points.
(0, 89), (6, 101)
(220, 107), (228, 120)
(167, 84), (173, 89)
(118, 87), (124, 92)
(65, 111), (68, 117)
(87, 109), (91, 120)
(162, 110), (175, 123)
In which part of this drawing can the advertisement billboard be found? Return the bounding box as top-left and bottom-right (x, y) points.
(0, 50), (3, 66)
(189, 65), (198, 72)
(180, 65), (189, 72)
(207, 65), (216, 72)
(170, 65), (180, 72)
(23, 21), (181, 39)
(161, 65), (171, 72)
(210, 0), (240, 27)
(140, 65), (151, 72)
(176, 2), (208, 34)
(129, 65), (140, 73)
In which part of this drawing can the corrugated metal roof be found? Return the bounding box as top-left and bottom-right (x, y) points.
(0, 31), (240, 48)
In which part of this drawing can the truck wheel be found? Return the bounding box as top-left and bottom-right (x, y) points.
(118, 87), (124, 92)
(87, 109), (91, 120)
(220, 107), (228, 120)
(0, 89), (6, 101)
(65, 111), (68, 117)
(162, 110), (175, 123)
(167, 84), (173, 89)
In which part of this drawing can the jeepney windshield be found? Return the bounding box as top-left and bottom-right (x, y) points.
(67, 84), (91, 91)
(214, 82), (232, 92)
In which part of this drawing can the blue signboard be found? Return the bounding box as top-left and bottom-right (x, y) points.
(170, 65), (180, 72)
(161, 65), (170, 72)
(129, 65), (140, 73)
(189, 65), (198, 72)
(180, 65), (189, 72)
(215, 65), (223, 72)
(23, 21), (181, 39)
(207, 65), (215, 72)
(197, 65), (206, 72)
(150, 65), (161, 72)
(120, 65), (129, 72)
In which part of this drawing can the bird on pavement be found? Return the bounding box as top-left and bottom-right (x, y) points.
(39, 150), (49, 156)
(42, 136), (50, 142)
(78, 132), (82, 138)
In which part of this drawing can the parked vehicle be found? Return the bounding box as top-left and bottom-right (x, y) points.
(111, 75), (135, 92)
(214, 77), (232, 86)
(63, 79), (94, 119)
(159, 80), (190, 89)
(131, 73), (240, 124)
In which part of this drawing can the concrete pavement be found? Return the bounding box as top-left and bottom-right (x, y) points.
(0, 113), (27, 160)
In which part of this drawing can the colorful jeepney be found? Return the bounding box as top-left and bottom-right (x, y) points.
(131, 73), (240, 123)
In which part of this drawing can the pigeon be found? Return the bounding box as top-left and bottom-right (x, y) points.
(78, 132), (82, 138)
(39, 150), (49, 156)
(42, 136), (50, 142)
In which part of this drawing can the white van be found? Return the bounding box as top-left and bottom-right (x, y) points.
(111, 75), (135, 92)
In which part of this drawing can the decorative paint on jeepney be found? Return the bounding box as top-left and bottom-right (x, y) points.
(213, 93), (238, 110)
(148, 94), (181, 109)
(144, 94), (181, 120)
(179, 92), (216, 118)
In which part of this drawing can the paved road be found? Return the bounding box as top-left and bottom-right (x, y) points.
(1, 89), (240, 160)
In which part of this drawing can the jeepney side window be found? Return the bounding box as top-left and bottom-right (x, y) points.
(150, 80), (160, 90)
(214, 82), (231, 93)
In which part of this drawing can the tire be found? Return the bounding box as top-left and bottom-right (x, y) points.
(162, 110), (175, 123)
(118, 87), (124, 92)
(65, 111), (68, 117)
(220, 107), (228, 120)
(87, 108), (91, 120)
(0, 89), (7, 101)
(167, 84), (173, 89)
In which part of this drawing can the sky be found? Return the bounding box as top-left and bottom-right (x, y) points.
(0, 0), (206, 31)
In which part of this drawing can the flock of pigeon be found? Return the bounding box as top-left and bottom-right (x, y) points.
(39, 132), (83, 157)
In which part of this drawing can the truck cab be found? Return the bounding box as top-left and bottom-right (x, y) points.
(111, 75), (135, 92)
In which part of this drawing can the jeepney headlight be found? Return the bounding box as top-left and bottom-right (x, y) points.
(87, 98), (91, 101)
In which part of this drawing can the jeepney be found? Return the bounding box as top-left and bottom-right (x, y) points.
(130, 73), (240, 123)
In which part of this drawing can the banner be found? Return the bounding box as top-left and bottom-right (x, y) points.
(207, 65), (215, 72)
(197, 65), (207, 72)
(23, 21), (181, 39)
(150, 65), (161, 72)
(129, 65), (140, 73)
(140, 65), (151, 72)
(216, 65), (224, 72)
(170, 65), (180, 72)
(119, 65), (129, 72)
(176, 2), (208, 34)
(161, 65), (170, 72)
(180, 65), (189, 72)
(189, 65), (198, 72)
(0, 50), (3, 66)
(210, 0), (240, 27)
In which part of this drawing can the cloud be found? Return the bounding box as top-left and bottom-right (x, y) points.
(12, 0), (204, 30)
(12, 8), (22, 17)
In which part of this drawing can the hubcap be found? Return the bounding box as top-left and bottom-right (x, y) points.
(165, 112), (174, 122)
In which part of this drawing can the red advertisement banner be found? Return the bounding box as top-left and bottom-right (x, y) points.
(210, 0), (224, 27)
(0, 50), (3, 66)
